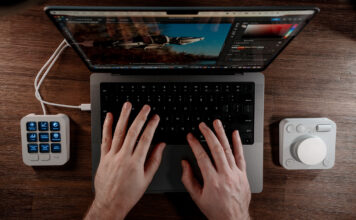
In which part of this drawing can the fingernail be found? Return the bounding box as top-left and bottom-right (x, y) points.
(123, 102), (130, 109)
(217, 119), (222, 127)
(200, 122), (207, 128)
(154, 114), (160, 120)
(143, 104), (150, 111)
(187, 133), (192, 140)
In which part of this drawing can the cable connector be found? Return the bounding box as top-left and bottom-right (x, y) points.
(80, 104), (91, 111)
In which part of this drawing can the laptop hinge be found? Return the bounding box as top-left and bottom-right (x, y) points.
(104, 71), (246, 75)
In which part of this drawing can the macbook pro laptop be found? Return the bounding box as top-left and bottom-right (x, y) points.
(45, 6), (318, 193)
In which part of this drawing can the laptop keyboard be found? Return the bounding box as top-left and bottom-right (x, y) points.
(100, 82), (255, 145)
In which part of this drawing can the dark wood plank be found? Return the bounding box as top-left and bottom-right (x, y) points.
(0, 0), (355, 219)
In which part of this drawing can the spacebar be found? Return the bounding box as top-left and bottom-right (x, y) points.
(153, 132), (206, 145)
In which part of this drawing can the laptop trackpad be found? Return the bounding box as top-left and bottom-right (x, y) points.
(147, 145), (203, 193)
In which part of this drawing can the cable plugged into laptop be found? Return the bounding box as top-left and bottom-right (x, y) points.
(34, 39), (91, 114)
(79, 103), (92, 111)
(20, 39), (90, 166)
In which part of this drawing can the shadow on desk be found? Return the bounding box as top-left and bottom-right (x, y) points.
(165, 193), (206, 219)
(127, 193), (206, 220)
(269, 121), (281, 167)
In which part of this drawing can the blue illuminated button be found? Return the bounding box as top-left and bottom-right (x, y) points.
(28, 144), (38, 153)
(38, 121), (48, 131)
(51, 133), (61, 142)
(50, 121), (60, 131)
(26, 122), (37, 131)
(39, 133), (49, 142)
(27, 133), (37, 142)
(51, 144), (61, 153)
(40, 144), (50, 153)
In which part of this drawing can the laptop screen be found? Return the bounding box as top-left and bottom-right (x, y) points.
(46, 8), (317, 72)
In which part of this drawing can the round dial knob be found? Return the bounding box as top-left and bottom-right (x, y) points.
(293, 136), (327, 165)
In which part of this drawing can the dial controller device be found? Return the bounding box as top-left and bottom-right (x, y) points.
(20, 114), (70, 166)
(279, 118), (336, 170)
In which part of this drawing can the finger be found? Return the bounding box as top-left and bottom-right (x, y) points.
(111, 102), (132, 153)
(213, 119), (236, 169)
(120, 105), (151, 155)
(186, 133), (216, 179)
(199, 122), (230, 172)
(181, 160), (202, 201)
(101, 112), (113, 155)
(134, 114), (160, 164)
(144, 142), (166, 181)
(232, 130), (246, 172)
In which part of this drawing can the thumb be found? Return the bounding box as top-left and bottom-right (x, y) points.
(145, 142), (166, 181)
(181, 160), (201, 200)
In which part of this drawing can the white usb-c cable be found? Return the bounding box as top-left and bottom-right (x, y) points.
(34, 39), (91, 114)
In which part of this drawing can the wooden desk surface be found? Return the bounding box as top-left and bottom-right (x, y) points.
(0, 0), (355, 219)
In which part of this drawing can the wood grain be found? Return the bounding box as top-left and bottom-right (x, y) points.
(0, 0), (355, 219)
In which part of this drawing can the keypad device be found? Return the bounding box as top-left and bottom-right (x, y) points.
(21, 114), (70, 166)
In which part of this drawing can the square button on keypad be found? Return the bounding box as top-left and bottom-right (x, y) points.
(27, 133), (37, 142)
(38, 121), (49, 131)
(50, 121), (60, 131)
(26, 122), (37, 131)
(51, 133), (61, 142)
(40, 144), (50, 153)
(51, 144), (61, 153)
(39, 133), (49, 142)
(28, 144), (38, 153)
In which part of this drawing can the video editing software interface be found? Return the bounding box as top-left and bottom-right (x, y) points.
(50, 10), (315, 71)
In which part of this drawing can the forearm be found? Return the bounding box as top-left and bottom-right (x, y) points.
(84, 200), (126, 220)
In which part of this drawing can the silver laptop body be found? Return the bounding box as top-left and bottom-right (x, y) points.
(45, 6), (318, 193)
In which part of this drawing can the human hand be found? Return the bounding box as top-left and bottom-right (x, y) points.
(181, 120), (251, 220)
(85, 102), (166, 220)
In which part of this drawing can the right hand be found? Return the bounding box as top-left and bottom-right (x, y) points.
(181, 120), (251, 220)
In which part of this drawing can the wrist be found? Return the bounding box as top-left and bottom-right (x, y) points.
(225, 208), (250, 220)
(238, 211), (250, 220)
(226, 214), (250, 220)
(85, 199), (127, 220)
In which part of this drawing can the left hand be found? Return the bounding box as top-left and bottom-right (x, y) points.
(85, 102), (166, 220)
